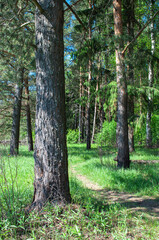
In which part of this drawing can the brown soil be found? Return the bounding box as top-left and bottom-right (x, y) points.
(71, 168), (159, 219)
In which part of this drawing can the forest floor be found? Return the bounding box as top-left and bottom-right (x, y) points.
(71, 167), (159, 220)
(1, 145), (159, 239)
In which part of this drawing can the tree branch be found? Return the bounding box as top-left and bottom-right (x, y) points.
(64, 0), (87, 31)
(20, 21), (34, 28)
(64, 0), (82, 12)
(0, 50), (16, 58)
(22, 21), (34, 27)
(31, 0), (45, 14)
(122, 9), (159, 56)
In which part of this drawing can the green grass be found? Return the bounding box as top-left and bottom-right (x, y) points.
(69, 144), (159, 196)
(0, 144), (159, 239)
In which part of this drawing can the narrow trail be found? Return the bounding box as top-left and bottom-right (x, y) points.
(71, 168), (159, 219)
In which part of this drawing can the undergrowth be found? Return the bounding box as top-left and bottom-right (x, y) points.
(0, 144), (159, 239)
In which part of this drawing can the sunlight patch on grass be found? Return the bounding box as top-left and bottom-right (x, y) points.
(69, 144), (159, 196)
(0, 144), (159, 239)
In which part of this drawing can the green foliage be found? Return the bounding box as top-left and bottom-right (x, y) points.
(151, 114), (159, 146)
(95, 120), (117, 147)
(134, 114), (159, 146)
(134, 114), (146, 146)
(67, 129), (79, 143)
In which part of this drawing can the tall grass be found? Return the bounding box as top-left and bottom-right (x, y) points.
(0, 144), (159, 239)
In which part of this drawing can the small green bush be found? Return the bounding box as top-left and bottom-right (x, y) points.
(67, 129), (79, 143)
(151, 114), (159, 146)
(134, 114), (159, 146)
(95, 120), (117, 147)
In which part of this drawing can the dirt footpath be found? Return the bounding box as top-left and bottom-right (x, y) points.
(71, 168), (159, 219)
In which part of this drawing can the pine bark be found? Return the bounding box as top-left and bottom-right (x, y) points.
(79, 67), (82, 142)
(32, 0), (71, 210)
(25, 77), (33, 151)
(113, 0), (130, 168)
(10, 67), (24, 156)
(86, 0), (92, 150)
(91, 80), (99, 144)
(79, 67), (84, 142)
(98, 82), (105, 130)
(146, 0), (155, 148)
(125, 0), (135, 152)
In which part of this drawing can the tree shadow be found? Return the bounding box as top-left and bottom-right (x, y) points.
(93, 188), (159, 218)
(132, 147), (159, 157)
(92, 161), (159, 194)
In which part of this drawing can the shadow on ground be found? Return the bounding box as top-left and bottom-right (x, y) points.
(92, 188), (159, 219)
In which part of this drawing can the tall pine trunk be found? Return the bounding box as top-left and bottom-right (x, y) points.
(146, 0), (155, 148)
(113, 0), (130, 168)
(32, 0), (71, 210)
(91, 80), (99, 144)
(25, 76), (33, 151)
(79, 67), (83, 142)
(86, 0), (92, 150)
(125, 0), (135, 152)
(79, 68), (85, 142)
(10, 67), (24, 156)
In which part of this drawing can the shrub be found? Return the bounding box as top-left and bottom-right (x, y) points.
(134, 113), (159, 146)
(95, 120), (117, 147)
(151, 114), (159, 146)
(67, 129), (79, 143)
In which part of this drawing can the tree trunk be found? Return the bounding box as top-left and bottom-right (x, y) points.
(32, 0), (71, 210)
(98, 86), (105, 130)
(91, 80), (99, 144)
(128, 125), (134, 152)
(113, 0), (130, 168)
(146, 0), (155, 148)
(86, 0), (92, 150)
(91, 57), (101, 142)
(125, 0), (135, 152)
(98, 75), (105, 130)
(79, 68), (85, 142)
(10, 67), (24, 156)
(79, 67), (82, 142)
(86, 65), (91, 149)
(81, 84), (85, 141)
(25, 76), (33, 151)
(140, 74), (142, 115)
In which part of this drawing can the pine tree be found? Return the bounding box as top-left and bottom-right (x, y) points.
(113, 0), (130, 168)
(32, 0), (71, 210)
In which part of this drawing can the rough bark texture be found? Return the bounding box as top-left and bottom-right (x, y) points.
(79, 67), (82, 142)
(113, 0), (130, 168)
(91, 58), (100, 143)
(146, 0), (155, 148)
(79, 67), (84, 142)
(25, 77), (33, 152)
(128, 125), (134, 152)
(125, 0), (135, 152)
(10, 68), (24, 156)
(91, 81), (98, 144)
(86, 0), (92, 150)
(86, 68), (91, 150)
(33, 0), (71, 210)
